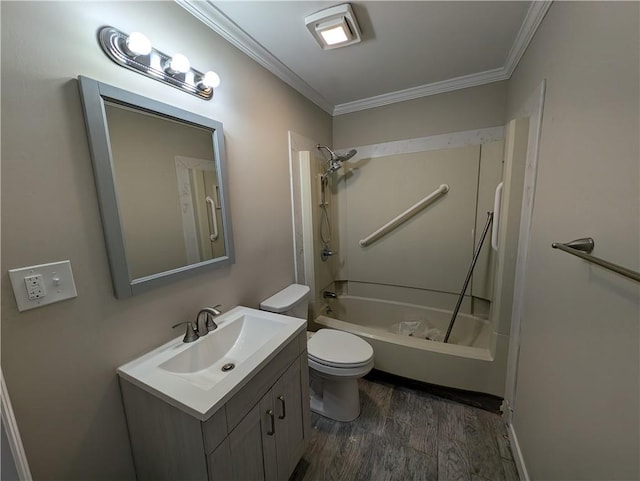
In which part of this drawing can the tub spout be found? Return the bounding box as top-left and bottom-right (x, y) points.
(323, 291), (337, 299)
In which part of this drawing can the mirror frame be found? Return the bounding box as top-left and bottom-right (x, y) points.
(78, 75), (234, 298)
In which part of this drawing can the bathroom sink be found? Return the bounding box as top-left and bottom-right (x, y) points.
(159, 313), (283, 374)
(117, 306), (306, 420)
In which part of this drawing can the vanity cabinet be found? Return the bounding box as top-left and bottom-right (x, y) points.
(119, 331), (310, 481)
(209, 359), (304, 481)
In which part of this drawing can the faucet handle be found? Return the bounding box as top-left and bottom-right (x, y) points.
(172, 321), (199, 343)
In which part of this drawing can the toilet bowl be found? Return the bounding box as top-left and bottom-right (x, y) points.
(260, 284), (374, 422)
(307, 329), (374, 422)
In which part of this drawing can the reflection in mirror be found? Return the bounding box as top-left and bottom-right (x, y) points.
(78, 76), (234, 298)
(105, 103), (226, 278)
(174, 156), (226, 264)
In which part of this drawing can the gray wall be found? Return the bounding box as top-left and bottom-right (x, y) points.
(333, 81), (507, 148)
(506, 2), (639, 479)
(0, 2), (331, 480)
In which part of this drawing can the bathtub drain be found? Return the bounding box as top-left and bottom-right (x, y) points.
(221, 363), (235, 372)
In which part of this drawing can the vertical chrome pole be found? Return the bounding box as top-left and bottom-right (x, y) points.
(444, 211), (494, 343)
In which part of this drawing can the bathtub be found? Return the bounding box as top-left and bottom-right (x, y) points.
(314, 295), (507, 396)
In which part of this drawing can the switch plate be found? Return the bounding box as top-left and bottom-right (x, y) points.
(9, 261), (77, 312)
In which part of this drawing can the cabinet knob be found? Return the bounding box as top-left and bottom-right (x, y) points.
(277, 395), (286, 420)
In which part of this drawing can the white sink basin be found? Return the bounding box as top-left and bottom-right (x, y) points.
(117, 306), (306, 420)
(159, 313), (283, 375)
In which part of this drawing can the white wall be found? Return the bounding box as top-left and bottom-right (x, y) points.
(506, 2), (639, 479)
(0, 2), (331, 479)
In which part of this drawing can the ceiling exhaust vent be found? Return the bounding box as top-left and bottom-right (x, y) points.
(305, 3), (362, 50)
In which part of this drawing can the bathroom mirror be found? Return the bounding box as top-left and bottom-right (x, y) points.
(78, 76), (234, 298)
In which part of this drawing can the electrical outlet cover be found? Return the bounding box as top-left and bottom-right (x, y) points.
(24, 274), (46, 300)
(8, 261), (77, 312)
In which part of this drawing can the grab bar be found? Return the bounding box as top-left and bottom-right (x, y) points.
(551, 238), (640, 283)
(491, 182), (503, 251)
(359, 184), (449, 247)
(205, 196), (219, 241)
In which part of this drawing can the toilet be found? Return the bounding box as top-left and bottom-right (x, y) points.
(260, 284), (374, 422)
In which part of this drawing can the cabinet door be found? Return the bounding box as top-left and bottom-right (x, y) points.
(273, 358), (305, 480)
(259, 388), (279, 481)
(223, 402), (271, 481)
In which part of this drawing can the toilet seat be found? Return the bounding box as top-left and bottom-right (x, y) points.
(308, 355), (374, 378)
(308, 353), (372, 369)
(307, 329), (374, 369)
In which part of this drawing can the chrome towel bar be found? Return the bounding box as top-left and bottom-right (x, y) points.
(551, 237), (640, 283)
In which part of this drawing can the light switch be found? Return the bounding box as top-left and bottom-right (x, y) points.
(9, 261), (77, 312)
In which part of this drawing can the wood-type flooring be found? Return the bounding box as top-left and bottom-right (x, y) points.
(291, 374), (519, 481)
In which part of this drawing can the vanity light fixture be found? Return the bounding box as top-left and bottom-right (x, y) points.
(98, 26), (220, 100)
(304, 4), (362, 50)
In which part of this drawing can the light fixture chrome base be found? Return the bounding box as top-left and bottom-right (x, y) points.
(98, 27), (213, 100)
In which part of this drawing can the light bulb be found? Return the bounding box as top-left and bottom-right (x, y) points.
(167, 53), (190, 74)
(199, 71), (221, 89)
(125, 32), (151, 56)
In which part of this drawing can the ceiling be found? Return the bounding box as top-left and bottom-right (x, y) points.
(177, 1), (551, 115)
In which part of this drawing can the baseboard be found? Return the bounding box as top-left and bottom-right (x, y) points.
(507, 422), (530, 481)
(1, 369), (33, 480)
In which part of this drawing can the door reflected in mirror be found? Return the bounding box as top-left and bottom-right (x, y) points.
(175, 156), (226, 265)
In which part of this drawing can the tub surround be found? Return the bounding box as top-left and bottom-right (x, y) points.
(293, 129), (512, 398)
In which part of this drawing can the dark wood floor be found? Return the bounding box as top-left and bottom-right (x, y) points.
(292, 375), (519, 481)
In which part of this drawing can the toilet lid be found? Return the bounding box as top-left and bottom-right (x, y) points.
(308, 329), (373, 367)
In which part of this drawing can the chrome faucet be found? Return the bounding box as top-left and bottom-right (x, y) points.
(195, 305), (222, 335)
(323, 291), (337, 299)
(172, 304), (222, 343)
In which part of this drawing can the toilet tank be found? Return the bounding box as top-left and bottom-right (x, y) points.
(260, 284), (310, 319)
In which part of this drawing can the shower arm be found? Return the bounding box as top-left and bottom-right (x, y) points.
(316, 144), (338, 161)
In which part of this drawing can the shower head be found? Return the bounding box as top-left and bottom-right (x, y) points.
(317, 144), (357, 163)
(336, 148), (357, 162)
(317, 144), (358, 182)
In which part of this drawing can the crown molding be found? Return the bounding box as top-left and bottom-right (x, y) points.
(503, 1), (553, 77)
(175, 0), (334, 114)
(333, 1), (552, 116)
(177, 0), (552, 117)
(332, 67), (510, 116)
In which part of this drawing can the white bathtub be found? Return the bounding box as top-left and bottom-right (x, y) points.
(314, 295), (507, 396)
